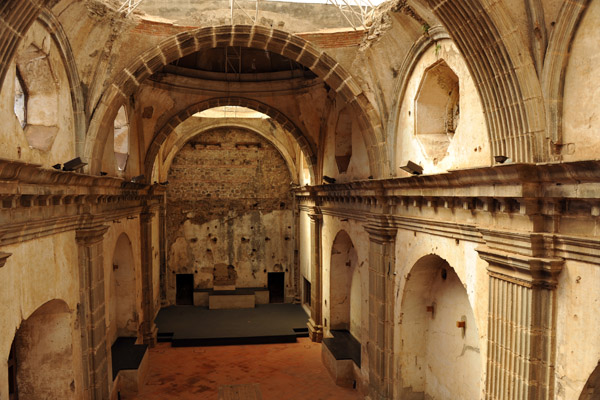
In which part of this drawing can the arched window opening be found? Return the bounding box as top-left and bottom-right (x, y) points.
(14, 69), (27, 129)
(113, 105), (129, 171)
(15, 42), (60, 151)
(415, 60), (460, 164)
(195, 106), (270, 119)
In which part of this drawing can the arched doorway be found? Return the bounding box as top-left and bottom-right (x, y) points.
(10, 299), (75, 399)
(580, 362), (600, 399)
(329, 230), (361, 340)
(108, 233), (138, 345)
(398, 254), (481, 399)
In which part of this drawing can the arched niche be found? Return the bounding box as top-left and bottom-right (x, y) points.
(11, 299), (76, 400)
(108, 233), (138, 345)
(579, 362), (600, 400)
(329, 230), (361, 340)
(398, 254), (481, 399)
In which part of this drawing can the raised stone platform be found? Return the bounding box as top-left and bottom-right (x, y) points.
(155, 303), (308, 347)
(322, 330), (361, 389)
(194, 287), (270, 308)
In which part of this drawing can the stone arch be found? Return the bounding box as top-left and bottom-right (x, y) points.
(541, 0), (591, 154)
(579, 361), (600, 400)
(158, 120), (302, 185)
(398, 254), (481, 399)
(329, 230), (361, 340)
(426, 0), (546, 163)
(108, 232), (138, 345)
(145, 97), (315, 184)
(37, 7), (86, 158)
(11, 298), (76, 400)
(86, 25), (385, 178)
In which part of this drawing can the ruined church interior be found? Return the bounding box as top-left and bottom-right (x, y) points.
(1, 0), (600, 399)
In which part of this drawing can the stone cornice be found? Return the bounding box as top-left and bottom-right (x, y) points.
(294, 161), (600, 266)
(0, 159), (165, 246)
(295, 160), (600, 199)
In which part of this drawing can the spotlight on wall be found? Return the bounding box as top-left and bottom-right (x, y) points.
(52, 163), (62, 170)
(400, 160), (423, 175)
(323, 175), (336, 184)
(62, 157), (87, 172)
(494, 155), (509, 164)
(131, 174), (145, 183)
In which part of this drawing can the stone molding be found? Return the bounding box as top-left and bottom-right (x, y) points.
(75, 225), (110, 246)
(0, 159), (164, 246)
(477, 245), (564, 288)
(0, 251), (12, 267)
(295, 161), (600, 266)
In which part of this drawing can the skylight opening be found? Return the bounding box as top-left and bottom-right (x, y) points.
(195, 106), (270, 119)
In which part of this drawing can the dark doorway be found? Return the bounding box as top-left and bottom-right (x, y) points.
(176, 274), (194, 305)
(268, 272), (285, 303)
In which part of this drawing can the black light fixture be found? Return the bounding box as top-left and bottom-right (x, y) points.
(62, 157), (87, 172)
(494, 155), (509, 164)
(131, 174), (145, 183)
(400, 160), (423, 175)
(100, 171), (108, 176)
(323, 175), (336, 184)
(52, 163), (61, 170)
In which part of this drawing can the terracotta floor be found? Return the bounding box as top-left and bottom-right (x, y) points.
(131, 338), (363, 400)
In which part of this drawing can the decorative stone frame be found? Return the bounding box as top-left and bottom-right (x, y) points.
(15, 39), (60, 152)
(414, 59), (459, 163)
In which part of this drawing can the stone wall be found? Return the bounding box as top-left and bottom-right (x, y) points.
(166, 127), (295, 303)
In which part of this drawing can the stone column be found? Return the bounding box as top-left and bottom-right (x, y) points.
(76, 224), (110, 400)
(477, 244), (563, 400)
(364, 224), (397, 400)
(307, 208), (323, 342)
(140, 211), (158, 346)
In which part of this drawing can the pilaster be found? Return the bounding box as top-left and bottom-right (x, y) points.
(364, 223), (397, 400)
(307, 208), (323, 342)
(140, 210), (158, 346)
(477, 232), (563, 400)
(76, 224), (110, 400)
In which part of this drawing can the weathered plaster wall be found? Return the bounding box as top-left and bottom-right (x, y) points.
(0, 232), (83, 400)
(166, 127), (295, 303)
(395, 39), (490, 174)
(393, 231), (488, 399)
(0, 21), (75, 168)
(562, 0), (600, 162)
(554, 260), (600, 399)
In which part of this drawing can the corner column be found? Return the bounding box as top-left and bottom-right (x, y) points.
(140, 210), (158, 346)
(365, 224), (397, 400)
(307, 207), (323, 342)
(76, 224), (110, 400)
(477, 243), (563, 400)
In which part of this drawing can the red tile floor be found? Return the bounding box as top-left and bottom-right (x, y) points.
(131, 338), (363, 400)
